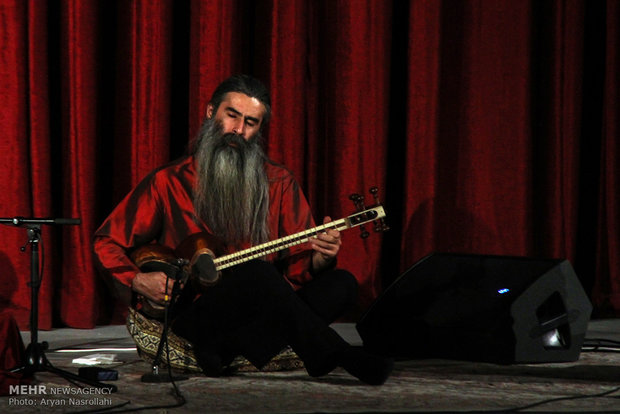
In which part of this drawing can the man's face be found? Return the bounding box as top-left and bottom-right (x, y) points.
(206, 92), (266, 141)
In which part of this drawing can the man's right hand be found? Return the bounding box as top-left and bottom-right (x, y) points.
(131, 271), (175, 304)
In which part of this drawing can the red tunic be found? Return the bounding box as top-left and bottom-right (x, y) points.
(93, 155), (315, 301)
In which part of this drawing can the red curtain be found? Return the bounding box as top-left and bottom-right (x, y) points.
(0, 0), (618, 330)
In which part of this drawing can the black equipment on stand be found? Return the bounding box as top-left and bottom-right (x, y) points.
(1, 216), (116, 392)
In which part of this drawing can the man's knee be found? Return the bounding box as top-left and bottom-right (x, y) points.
(329, 269), (359, 301)
(296, 268), (359, 322)
(227, 259), (292, 294)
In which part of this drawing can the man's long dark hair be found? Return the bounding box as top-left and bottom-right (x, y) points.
(210, 74), (271, 122)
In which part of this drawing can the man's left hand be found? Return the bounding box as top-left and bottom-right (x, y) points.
(310, 216), (341, 271)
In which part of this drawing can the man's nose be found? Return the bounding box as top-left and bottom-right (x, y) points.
(232, 119), (245, 136)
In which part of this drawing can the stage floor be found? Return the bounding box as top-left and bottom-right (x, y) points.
(3, 319), (620, 413)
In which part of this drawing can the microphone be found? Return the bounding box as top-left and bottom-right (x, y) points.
(50, 218), (81, 225)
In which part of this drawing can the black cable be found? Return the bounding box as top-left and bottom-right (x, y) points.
(582, 348), (620, 354)
(39, 231), (44, 285)
(162, 338), (187, 410)
(483, 337), (620, 412)
(583, 337), (620, 346)
(492, 384), (620, 412)
(582, 337), (620, 352)
(70, 401), (131, 414)
(81, 276), (188, 413)
(162, 279), (187, 409)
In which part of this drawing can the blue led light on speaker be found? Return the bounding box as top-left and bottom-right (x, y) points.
(497, 288), (510, 294)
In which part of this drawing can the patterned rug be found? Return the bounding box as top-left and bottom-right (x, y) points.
(126, 307), (304, 373)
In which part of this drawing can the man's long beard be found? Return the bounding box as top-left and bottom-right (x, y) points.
(193, 119), (270, 247)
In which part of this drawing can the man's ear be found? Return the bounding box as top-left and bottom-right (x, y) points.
(206, 103), (214, 119)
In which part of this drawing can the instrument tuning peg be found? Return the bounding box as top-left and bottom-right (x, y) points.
(368, 186), (389, 232)
(349, 193), (366, 212)
(359, 225), (370, 239)
(369, 187), (377, 204)
(374, 220), (390, 233)
(373, 220), (382, 233)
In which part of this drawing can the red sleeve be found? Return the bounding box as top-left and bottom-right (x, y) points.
(92, 172), (164, 302)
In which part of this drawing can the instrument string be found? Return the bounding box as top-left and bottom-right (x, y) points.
(214, 218), (349, 269)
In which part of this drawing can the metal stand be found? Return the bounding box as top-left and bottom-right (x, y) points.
(1, 217), (116, 392)
(141, 261), (188, 383)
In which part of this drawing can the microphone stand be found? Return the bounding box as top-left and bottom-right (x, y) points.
(1, 217), (116, 392)
(141, 259), (188, 383)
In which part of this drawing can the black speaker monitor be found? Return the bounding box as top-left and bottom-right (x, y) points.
(356, 253), (592, 364)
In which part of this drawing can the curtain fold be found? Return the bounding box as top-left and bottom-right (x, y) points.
(261, 0), (309, 183)
(531, 0), (584, 261)
(58, 0), (101, 328)
(113, 0), (174, 194)
(400, 0), (441, 272)
(593, 0), (620, 315)
(0, 0), (55, 329)
(27, 0), (55, 330)
(303, 0), (392, 309)
(400, 1), (534, 279)
(188, 0), (244, 139)
(0, 0), (618, 329)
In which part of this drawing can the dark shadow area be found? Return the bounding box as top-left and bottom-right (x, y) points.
(381, 0), (409, 290)
(0, 250), (22, 313)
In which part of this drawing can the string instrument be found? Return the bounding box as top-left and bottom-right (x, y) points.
(131, 187), (389, 319)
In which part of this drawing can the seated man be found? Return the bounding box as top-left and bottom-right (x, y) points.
(93, 74), (392, 385)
